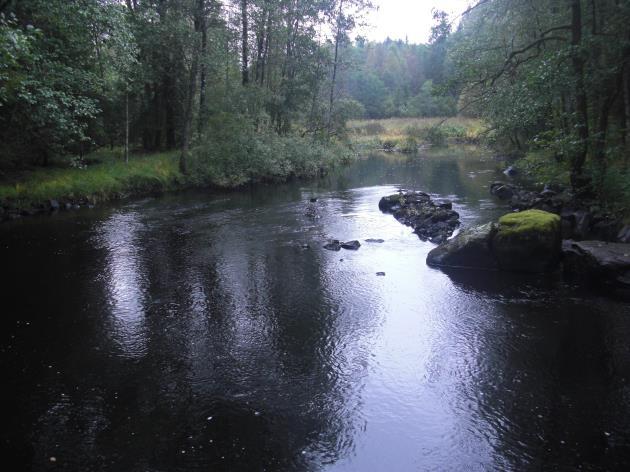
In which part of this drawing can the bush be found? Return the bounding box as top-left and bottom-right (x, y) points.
(424, 126), (446, 146)
(192, 114), (353, 187)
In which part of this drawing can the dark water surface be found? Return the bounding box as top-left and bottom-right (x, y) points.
(2, 148), (630, 471)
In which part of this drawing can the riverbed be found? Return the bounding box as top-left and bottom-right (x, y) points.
(2, 147), (629, 471)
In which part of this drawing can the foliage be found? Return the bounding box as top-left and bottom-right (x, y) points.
(450, 0), (630, 197)
(192, 114), (353, 187)
(339, 20), (459, 119)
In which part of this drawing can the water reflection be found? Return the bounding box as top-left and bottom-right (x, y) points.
(96, 211), (149, 359)
(2, 149), (630, 471)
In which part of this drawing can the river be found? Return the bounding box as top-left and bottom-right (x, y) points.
(2, 147), (630, 471)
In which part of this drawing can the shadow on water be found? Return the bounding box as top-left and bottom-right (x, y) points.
(2, 148), (630, 471)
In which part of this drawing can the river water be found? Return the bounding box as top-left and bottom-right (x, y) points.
(2, 147), (630, 471)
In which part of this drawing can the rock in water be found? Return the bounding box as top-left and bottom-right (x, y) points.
(426, 210), (562, 274)
(563, 240), (630, 294)
(341, 240), (361, 250)
(324, 240), (342, 251)
(379, 191), (460, 243)
(365, 238), (385, 243)
(493, 210), (562, 273)
(490, 182), (516, 200)
(427, 223), (498, 270)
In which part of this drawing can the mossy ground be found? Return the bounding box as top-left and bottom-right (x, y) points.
(497, 209), (561, 236)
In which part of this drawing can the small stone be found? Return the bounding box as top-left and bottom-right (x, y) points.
(341, 240), (361, 250)
(376, 272), (386, 276)
(310, 198), (318, 203)
(324, 240), (341, 251)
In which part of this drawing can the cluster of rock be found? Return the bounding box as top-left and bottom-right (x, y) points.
(490, 181), (629, 243)
(426, 209), (630, 297)
(379, 191), (460, 244)
(1, 198), (93, 222)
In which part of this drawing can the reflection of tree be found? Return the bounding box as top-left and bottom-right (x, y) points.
(44, 188), (377, 470)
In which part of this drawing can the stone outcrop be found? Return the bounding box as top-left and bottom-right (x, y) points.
(379, 191), (460, 244)
(562, 240), (630, 295)
(427, 210), (562, 273)
(489, 181), (625, 243)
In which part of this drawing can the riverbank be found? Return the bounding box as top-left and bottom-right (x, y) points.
(503, 149), (630, 219)
(0, 139), (353, 221)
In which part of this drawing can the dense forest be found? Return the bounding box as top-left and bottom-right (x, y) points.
(0, 0), (373, 177)
(339, 11), (457, 119)
(1, 0), (629, 207)
(450, 0), (630, 198)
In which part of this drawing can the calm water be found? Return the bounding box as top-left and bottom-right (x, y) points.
(2, 148), (630, 471)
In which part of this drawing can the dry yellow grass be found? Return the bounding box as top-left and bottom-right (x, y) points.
(348, 117), (487, 149)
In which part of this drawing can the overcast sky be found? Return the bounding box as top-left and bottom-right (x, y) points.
(362, 0), (473, 44)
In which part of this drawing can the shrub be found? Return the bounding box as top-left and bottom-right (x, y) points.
(424, 126), (446, 146)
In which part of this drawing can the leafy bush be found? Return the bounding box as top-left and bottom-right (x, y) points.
(192, 114), (353, 187)
(424, 126), (446, 146)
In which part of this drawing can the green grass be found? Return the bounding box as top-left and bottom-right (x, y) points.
(0, 149), (184, 208)
(0, 134), (355, 214)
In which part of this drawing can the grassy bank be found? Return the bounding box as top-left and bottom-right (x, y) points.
(0, 150), (183, 208)
(347, 117), (487, 152)
(0, 134), (353, 218)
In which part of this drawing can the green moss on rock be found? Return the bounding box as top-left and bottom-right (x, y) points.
(497, 209), (561, 237)
(493, 210), (562, 273)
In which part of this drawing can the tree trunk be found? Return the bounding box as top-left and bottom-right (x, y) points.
(624, 54), (630, 166)
(180, 5), (202, 174)
(570, 0), (589, 188)
(328, 0), (344, 134)
(198, 1), (208, 134)
(241, 0), (249, 85)
(125, 90), (129, 164)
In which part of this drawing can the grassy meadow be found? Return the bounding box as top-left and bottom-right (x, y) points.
(347, 117), (487, 152)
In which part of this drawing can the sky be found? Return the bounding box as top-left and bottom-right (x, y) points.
(363, 0), (474, 44)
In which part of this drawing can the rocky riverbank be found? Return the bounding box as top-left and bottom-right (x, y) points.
(489, 181), (629, 243)
(426, 208), (630, 298)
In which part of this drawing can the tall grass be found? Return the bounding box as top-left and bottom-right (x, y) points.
(348, 117), (487, 151)
(0, 150), (183, 207)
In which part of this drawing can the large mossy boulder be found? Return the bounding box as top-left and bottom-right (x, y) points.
(426, 210), (562, 273)
(427, 222), (498, 269)
(493, 210), (562, 273)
